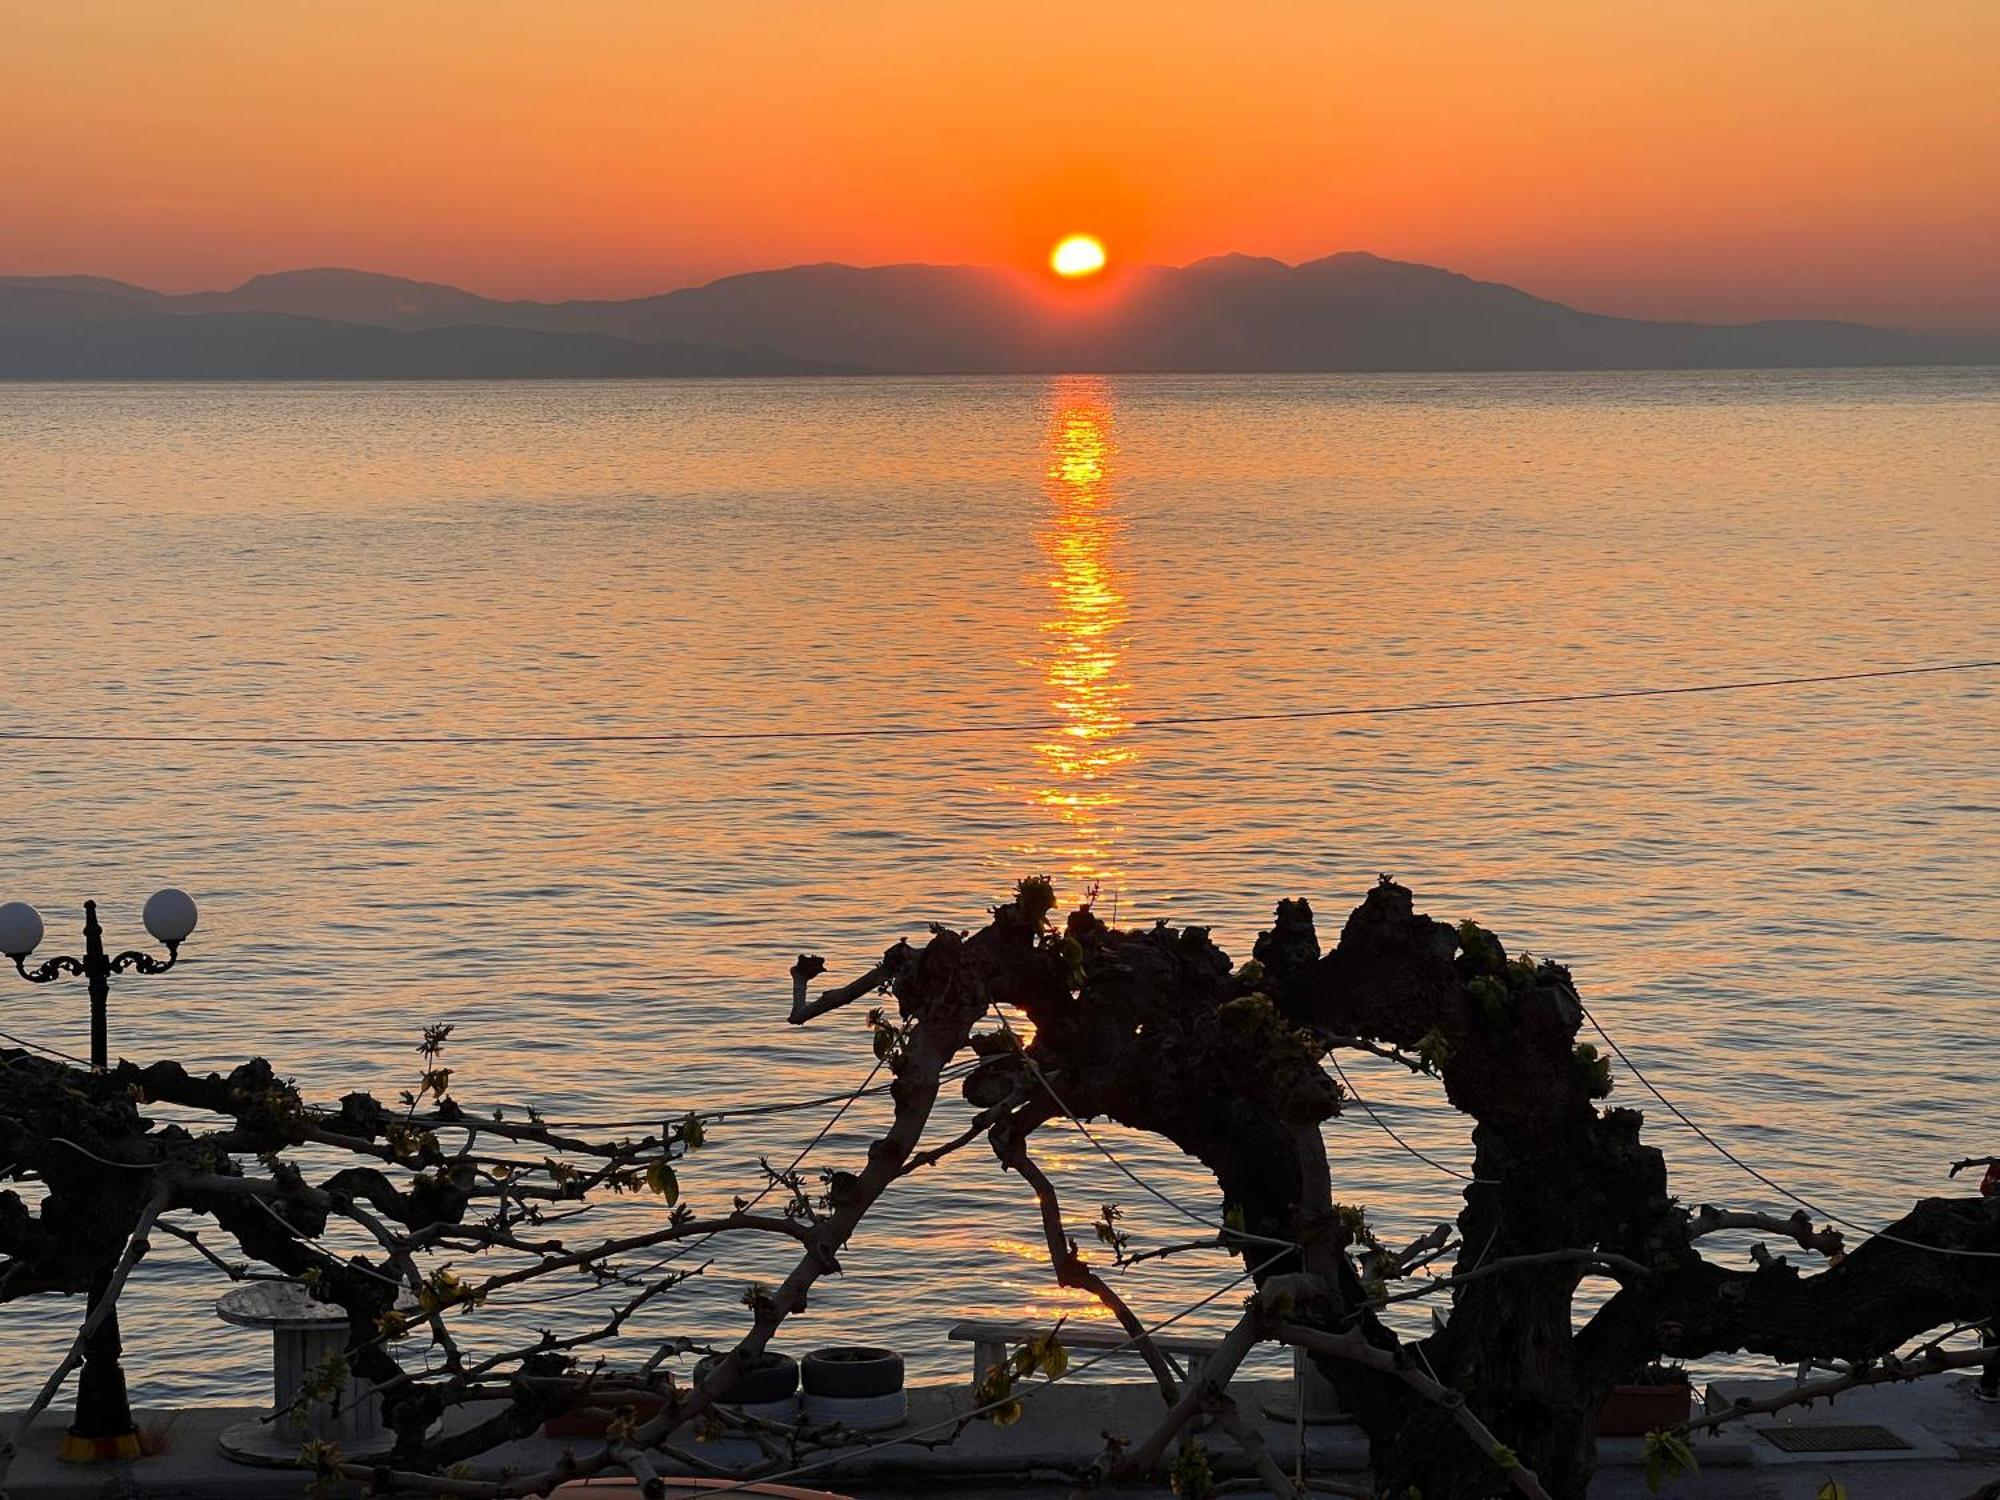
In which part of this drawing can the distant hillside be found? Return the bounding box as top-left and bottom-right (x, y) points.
(0, 311), (846, 379)
(0, 279), (166, 324)
(4, 255), (1995, 376)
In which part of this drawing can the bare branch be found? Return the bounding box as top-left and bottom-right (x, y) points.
(1213, 1407), (1306, 1500)
(788, 942), (912, 1025)
(1686, 1204), (1845, 1259)
(995, 1105), (1185, 1405)
(1682, 1340), (1994, 1437)
(1120, 1306), (1268, 1477)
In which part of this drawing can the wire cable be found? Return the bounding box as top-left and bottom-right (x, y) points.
(990, 1001), (1299, 1250)
(1325, 1053), (1494, 1186)
(520, 1060), (981, 1135)
(0, 1027), (93, 1069)
(1580, 1003), (2000, 1261)
(0, 659), (1988, 748)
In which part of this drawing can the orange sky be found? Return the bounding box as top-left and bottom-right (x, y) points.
(3, 1), (1995, 326)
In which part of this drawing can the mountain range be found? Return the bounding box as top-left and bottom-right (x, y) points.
(3, 253), (1994, 378)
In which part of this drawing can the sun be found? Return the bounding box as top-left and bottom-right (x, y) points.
(1050, 234), (1108, 278)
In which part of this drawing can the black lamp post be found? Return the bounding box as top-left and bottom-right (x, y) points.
(0, 889), (198, 1464)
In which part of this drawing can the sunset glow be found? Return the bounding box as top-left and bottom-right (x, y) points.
(3, 0), (1995, 1474)
(1050, 234), (1108, 278)
(4, 3), (1994, 324)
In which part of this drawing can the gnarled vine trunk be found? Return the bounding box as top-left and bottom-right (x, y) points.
(955, 879), (1999, 1497)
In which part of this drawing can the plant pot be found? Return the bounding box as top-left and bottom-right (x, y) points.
(800, 1389), (907, 1431)
(1597, 1382), (1691, 1435)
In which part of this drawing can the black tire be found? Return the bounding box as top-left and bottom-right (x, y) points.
(801, 1346), (904, 1399)
(693, 1352), (798, 1404)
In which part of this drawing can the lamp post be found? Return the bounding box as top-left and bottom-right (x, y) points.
(0, 889), (199, 1463)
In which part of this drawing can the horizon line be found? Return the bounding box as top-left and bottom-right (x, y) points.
(7, 251), (1999, 335)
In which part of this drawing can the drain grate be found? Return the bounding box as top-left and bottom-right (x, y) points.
(1757, 1424), (1913, 1453)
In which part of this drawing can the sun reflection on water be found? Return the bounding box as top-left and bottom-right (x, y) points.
(1026, 379), (1135, 906)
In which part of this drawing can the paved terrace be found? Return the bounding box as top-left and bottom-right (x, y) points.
(5, 1376), (1996, 1499)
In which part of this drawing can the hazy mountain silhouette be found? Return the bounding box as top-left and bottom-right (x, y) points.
(3, 254), (1994, 376)
(0, 277), (168, 324)
(0, 310), (845, 379)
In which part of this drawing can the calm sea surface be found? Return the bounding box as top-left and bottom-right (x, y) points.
(0, 370), (1994, 1403)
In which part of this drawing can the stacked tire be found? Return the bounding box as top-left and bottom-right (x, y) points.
(692, 1351), (800, 1424)
(800, 1346), (906, 1431)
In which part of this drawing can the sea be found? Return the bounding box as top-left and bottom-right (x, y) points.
(0, 368), (1994, 1402)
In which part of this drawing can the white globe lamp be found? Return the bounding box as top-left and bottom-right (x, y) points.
(143, 888), (200, 948)
(0, 902), (44, 959)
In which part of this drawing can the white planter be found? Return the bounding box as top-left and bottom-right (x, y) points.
(800, 1389), (907, 1431)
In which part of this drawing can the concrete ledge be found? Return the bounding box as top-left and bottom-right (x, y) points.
(463, 1381), (1371, 1488)
(4, 1407), (297, 1500)
(1704, 1373), (1979, 1465)
(3, 1377), (1993, 1499)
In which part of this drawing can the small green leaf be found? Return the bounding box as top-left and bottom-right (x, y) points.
(1642, 1429), (1699, 1493)
(646, 1161), (679, 1204)
(1169, 1440), (1214, 1499)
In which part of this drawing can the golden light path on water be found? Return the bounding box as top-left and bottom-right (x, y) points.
(990, 379), (1142, 1321)
(1027, 378), (1135, 908)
